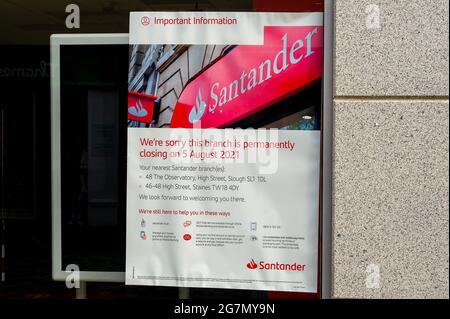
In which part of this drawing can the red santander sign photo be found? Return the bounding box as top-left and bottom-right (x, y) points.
(170, 26), (323, 128)
(128, 90), (157, 124)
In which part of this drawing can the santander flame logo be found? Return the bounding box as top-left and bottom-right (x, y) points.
(128, 99), (148, 118)
(188, 88), (207, 124)
(247, 259), (258, 270)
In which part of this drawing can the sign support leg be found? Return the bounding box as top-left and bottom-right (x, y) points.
(76, 281), (87, 299)
(178, 287), (190, 299)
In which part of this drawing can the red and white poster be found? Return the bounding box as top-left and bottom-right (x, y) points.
(126, 12), (323, 293)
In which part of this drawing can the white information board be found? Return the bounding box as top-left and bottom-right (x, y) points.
(125, 12), (323, 293)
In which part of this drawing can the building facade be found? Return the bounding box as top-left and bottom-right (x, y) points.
(128, 44), (233, 127)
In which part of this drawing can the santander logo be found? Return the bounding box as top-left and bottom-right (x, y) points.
(128, 99), (148, 118)
(246, 259), (306, 271)
(247, 259), (258, 269)
(188, 88), (207, 123)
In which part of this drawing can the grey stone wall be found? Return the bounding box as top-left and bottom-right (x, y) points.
(332, 0), (449, 298)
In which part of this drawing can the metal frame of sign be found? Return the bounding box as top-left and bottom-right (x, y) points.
(50, 0), (334, 298)
(321, 0), (333, 299)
